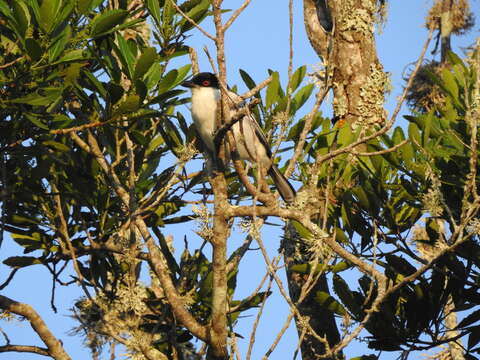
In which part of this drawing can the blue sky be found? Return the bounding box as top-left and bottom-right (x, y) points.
(1, 1), (479, 359)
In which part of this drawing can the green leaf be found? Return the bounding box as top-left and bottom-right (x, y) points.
(25, 38), (43, 61)
(48, 25), (71, 62)
(90, 9), (129, 37)
(180, 0), (210, 32)
(234, 291), (271, 312)
(144, 62), (163, 89)
(24, 113), (49, 129)
(51, 114), (73, 129)
(52, 49), (85, 65)
(333, 274), (362, 318)
(113, 94), (140, 116)
(239, 69), (256, 90)
(63, 62), (83, 86)
(42, 140), (70, 152)
(158, 69), (178, 94)
(146, 0), (162, 26)
(407, 122), (421, 145)
(39, 0), (62, 33)
(12, 87), (63, 106)
(334, 227), (349, 244)
(314, 291), (346, 315)
(134, 47), (157, 80)
(292, 83), (314, 112)
(78, 0), (94, 14)
(174, 64), (192, 86)
(441, 67), (459, 99)
(198, 270), (213, 298)
(337, 124), (355, 146)
(54, 0), (74, 27)
(12, 0), (31, 38)
(3, 256), (43, 268)
(149, 89), (184, 105)
(266, 71), (280, 108)
(291, 220), (312, 240)
(385, 254), (416, 276)
(392, 126), (405, 145)
(25, 0), (40, 23)
(0, 0), (12, 19)
(11, 215), (40, 226)
(134, 79), (147, 103)
(447, 51), (466, 69)
(352, 186), (371, 211)
(115, 33), (135, 78)
(162, 118), (184, 149)
(84, 71), (107, 99)
(331, 261), (351, 273)
(289, 65), (306, 92)
(10, 233), (43, 250)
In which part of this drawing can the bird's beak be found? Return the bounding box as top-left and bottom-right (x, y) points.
(181, 80), (195, 88)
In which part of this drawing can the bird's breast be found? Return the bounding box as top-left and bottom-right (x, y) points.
(191, 88), (219, 151)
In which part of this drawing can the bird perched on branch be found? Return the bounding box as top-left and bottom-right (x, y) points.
(182, 72), (296, 203)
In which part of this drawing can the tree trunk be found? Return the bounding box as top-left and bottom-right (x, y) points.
(287, 1), (389, 358)
(305, 0), (388, 128)
(283, 223), (341, 360)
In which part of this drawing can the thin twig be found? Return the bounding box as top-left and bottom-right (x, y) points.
(245, 258), (278, 360)
(0, 152), (5, 251)
(223, 0), (252, 31)
(170, 0), (215, 40)
(239, 76), (272, 100)
(50, 120), (116, 134)
(0, 326), (10, 344)
(0, 56), (24, 69)
(70, 130), (209, 342)
(189, 47), (200, 74)
(351, 139), (409, 156)
(271, 0), (295, 160)
(285, 86), (329, 178)
(213, 99), (260, 150)
(203, 46), (218, 74)
(254, 233), (328, 357)
(263, 311), (295, 359)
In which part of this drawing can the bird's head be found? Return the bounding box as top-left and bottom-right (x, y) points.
(181, 72), (220, 90)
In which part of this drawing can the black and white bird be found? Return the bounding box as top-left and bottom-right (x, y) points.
(182, 72), (296, 203)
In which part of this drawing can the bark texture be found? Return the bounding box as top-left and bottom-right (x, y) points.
(0, 295), (72, 360)
(304, 0), (388, 128)
(288, 1), (389, 358)
(283, 222), (341, 360)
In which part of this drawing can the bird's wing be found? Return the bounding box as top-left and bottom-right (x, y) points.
(225, 90), (273, 158)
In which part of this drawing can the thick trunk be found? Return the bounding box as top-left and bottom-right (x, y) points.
(283, 223), (341, 360)
(289, 1), (389, 358)
(304, 0), (388, 128)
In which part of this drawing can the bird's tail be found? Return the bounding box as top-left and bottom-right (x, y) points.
(268, 164), (296, 203)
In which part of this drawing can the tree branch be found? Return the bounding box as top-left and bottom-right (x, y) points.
(223, 0), (252, 31)
(71, 131), (209, 345)
(0, 344), (50, 356)
(0, 295), (71, 360)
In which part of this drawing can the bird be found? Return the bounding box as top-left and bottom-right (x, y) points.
(181, 72), (296, 203)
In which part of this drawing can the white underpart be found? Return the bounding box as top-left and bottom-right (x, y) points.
(190, 86), (219, 151)
(190, 87), (270, 167)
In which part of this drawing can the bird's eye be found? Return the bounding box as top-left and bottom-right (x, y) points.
(202, 80), (210, 86)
